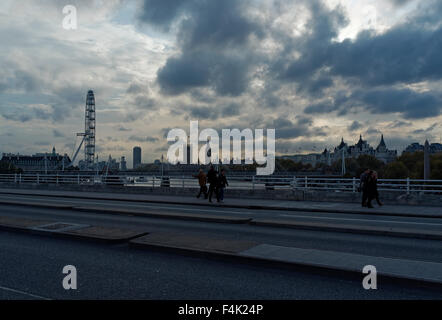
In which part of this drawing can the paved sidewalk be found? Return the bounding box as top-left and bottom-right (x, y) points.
(239, 244), (442, 285)
(132, 233), (442, 285)
(0, 187), (441, 218)
(0, 215), (148, 243)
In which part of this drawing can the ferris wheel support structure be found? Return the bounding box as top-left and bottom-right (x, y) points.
(84, 90), (96, 170)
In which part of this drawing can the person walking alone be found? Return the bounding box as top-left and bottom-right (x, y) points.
(216, 169), (229, 203)
(207, 165), (218, 203)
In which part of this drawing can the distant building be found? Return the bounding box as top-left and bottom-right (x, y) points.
(106, 156), (120, 172)
(281, 134), (397, 166)
(374, 135), (398, 163)
(403, 142), (424, 153)
(431, 143), (442, 153)
(120, 156), (127, 171)
(285, 153), (322, 167)
(93, 155), (120, 172)
(133, 147), (141, 169)
(331, 134), (397, 164)
(404, 142), (442, 154)
(1, 147), (71, 172)
(346, 135), (375, 159)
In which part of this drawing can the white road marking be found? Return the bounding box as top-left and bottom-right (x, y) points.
(0, 285), (51, 300)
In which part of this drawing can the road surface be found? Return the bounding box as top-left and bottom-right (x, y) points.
(0, 193), (441, 299)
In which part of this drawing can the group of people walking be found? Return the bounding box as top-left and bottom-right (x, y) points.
(193, 166), (229, 203)
(360, 169), (383, 208)
(194, 167), (382, 207)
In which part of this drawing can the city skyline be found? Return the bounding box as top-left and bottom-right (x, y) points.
(3, 133), (440, 169)
(1, 1), (442, 166)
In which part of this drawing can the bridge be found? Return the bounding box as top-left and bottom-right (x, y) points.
(1, 173), (442, 194)
(0, 174), (441, 300)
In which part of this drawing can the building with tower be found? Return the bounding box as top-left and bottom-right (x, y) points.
(281, 134), (397, 166)
(375, 134), (397, 163)
(1, 147), (71, 172)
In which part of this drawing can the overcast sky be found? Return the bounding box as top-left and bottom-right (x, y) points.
(1, 0), (441, 166)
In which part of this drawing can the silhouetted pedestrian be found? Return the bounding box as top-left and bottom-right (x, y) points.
(370, 171), (383, 207)
(366, 170), (382, 208)
(193, 168), (208, 199)
(360, 168), (370, 207)
(207, 165), (218, 203)
(216, 169), (229, 203)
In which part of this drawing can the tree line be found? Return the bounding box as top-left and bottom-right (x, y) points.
(326, 152), (442, 179)
(274, 152), (442, 179)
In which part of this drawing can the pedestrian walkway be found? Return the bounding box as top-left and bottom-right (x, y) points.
(132, 233), (442, 285)
(0, 187), (441, 218)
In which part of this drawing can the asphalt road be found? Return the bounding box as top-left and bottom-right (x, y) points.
(1, 231), (442, 300)
(0, 203), (442, 263)
(1, 193), (442, 232)
(0, 193), (442, 299)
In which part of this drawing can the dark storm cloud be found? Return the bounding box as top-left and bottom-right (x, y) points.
(277, 1), (348, 82)
(413, 0), (442, 27)
(177, 0), (262, 50)
(328, 26), (442, 86)
(139, 0), (442, 121)
(348, 121), (363, 132)
(278, 0), (442, 88)
(221, 103), (240, 117)
(188, 106), (218, 119)
(157, 51), (251, 96)
(305, 87), (442, 119)
(273, 0), (442, 119)
(271, 116), (327, 140)
(297, 76), (334, 97)
(353, 88), (442, 119)
(140, 0), (262, 96)
(138, 0), (188, 31)
(304, 101), (338, 114)
(156, 53), (211, 94)
(1, 105), (67, 123)
(185, 103), (240, 120)
(389, 0), (414, 6)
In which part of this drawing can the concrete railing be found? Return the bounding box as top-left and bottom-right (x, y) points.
(0, 174), (441, 194)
